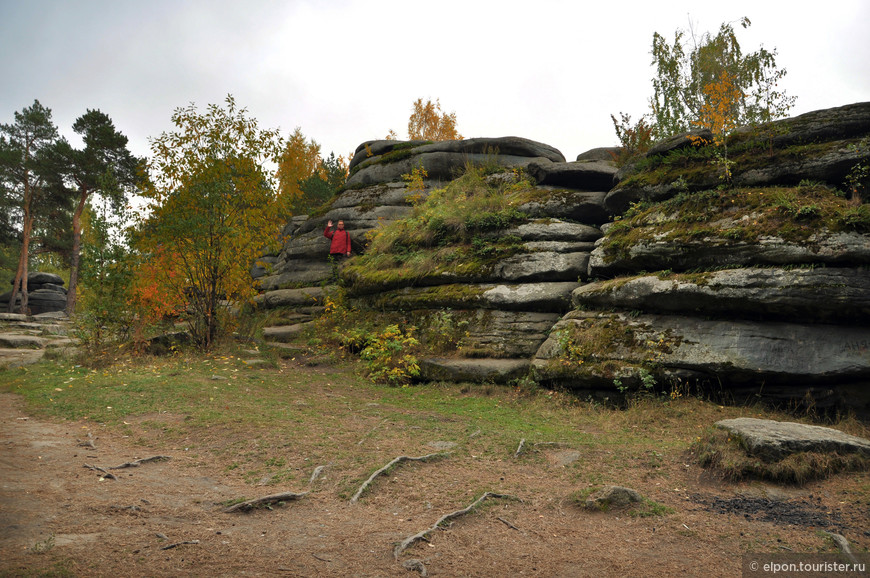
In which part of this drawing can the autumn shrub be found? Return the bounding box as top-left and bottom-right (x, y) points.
(359, 324), (420, 386)
(610, 112), (655, 166)
(419, 309), (470, 354)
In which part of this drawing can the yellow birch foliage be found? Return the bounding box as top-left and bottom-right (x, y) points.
(277, 127), (322, 203)
(408, 98), (462, 141)
(695, 71), (744, 146)
(386, 98), (462, 141)
(688, 71), (744, 183)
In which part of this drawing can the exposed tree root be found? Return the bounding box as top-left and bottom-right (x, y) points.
(76, 431), (96, 449)
(310, 465), (327, 484)
(393, 492), (514, 561)
(350, 453), (448, 504)
(513, 439), (526, 458)
(83, 464), (117, 480)
(160, 540), (200, 550)
(222, 491), (308, 513)
(108, 455), (171, 469)
(402, 559), (428, 576)
(822, 531), (860, 565)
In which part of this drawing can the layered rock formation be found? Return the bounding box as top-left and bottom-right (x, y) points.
(255, 103), (870, 416)
(0, 272), (68, 315)
(254, 136), (616, 368)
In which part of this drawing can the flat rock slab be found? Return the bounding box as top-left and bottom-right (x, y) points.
(536, 311), (870, 385)
(715, 417), (870, 461)
(573, 267), (870, 324)
(262, 323), (313, 342)
(550, 449), (582, 467)
(0, 313), (28, 322)
(0, 334), (46, 349)
(418, 357), (530, 383)
(0, 348), (44, 368)
(257, 287), (329, 308)
(427, 441), (458, 451)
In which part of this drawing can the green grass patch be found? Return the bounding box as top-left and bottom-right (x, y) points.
(3, 353), (865, 492)
(629, 497), (676, 518)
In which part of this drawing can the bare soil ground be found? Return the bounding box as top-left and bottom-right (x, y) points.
(1, 358), (868, 577)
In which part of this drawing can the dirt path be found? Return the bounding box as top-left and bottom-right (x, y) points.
(1, 389), (867, 577)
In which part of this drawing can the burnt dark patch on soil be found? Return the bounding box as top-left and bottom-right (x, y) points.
(690, 494), (846, 530)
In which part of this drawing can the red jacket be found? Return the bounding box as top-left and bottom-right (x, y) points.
(324, 225), (351, 255)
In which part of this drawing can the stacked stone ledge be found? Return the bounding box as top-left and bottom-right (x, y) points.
(531, 102), (870, 416)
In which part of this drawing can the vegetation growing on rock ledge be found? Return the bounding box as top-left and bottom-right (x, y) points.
(600, 184), (870, 264)
(343, 166), (533, 292)
(616, 136), (868, 192)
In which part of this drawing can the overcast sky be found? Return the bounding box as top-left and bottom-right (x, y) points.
(2, 0), (868, 164)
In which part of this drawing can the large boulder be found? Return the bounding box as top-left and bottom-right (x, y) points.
(746, 101), (870, 147)
(0, 272), (68, 315)
(606, 102), (870, 215)
(418, 357), (530, 383)
(606, 138), (870, 215)
(576, 147), (621, 162)
(493, 252), (590, 283)
(503, 219), (602, 242)
(715, 417), (870, 461)
(464, 310), (561, 358)
(348, 136), (565, 172)
(518, 188), (609, 225)
(347, 137), (565, 188)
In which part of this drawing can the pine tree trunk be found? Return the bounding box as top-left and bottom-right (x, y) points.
(66, 188), (89, 316)
(8, 192), (33, 315)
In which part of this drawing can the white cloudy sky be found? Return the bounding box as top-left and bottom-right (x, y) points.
(2, 0), (868, 163)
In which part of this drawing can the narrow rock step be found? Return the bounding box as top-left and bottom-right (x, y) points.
(262, 322), (314, 343)
(44, 337), (75, 349)
(418, 357), (530, 384)
(0, 334), (47, 349)
(0, 313), (28, 322)
(0, 348), (45, 368)
(265, 342), (311, 358)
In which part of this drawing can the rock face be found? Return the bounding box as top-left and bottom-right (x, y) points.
(254, 103), (870, 415)
(256, 137), (608, 382)
(572, 268), (870, 324)
(0, 273), (68, 315)
(715, 418), (870, 461)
